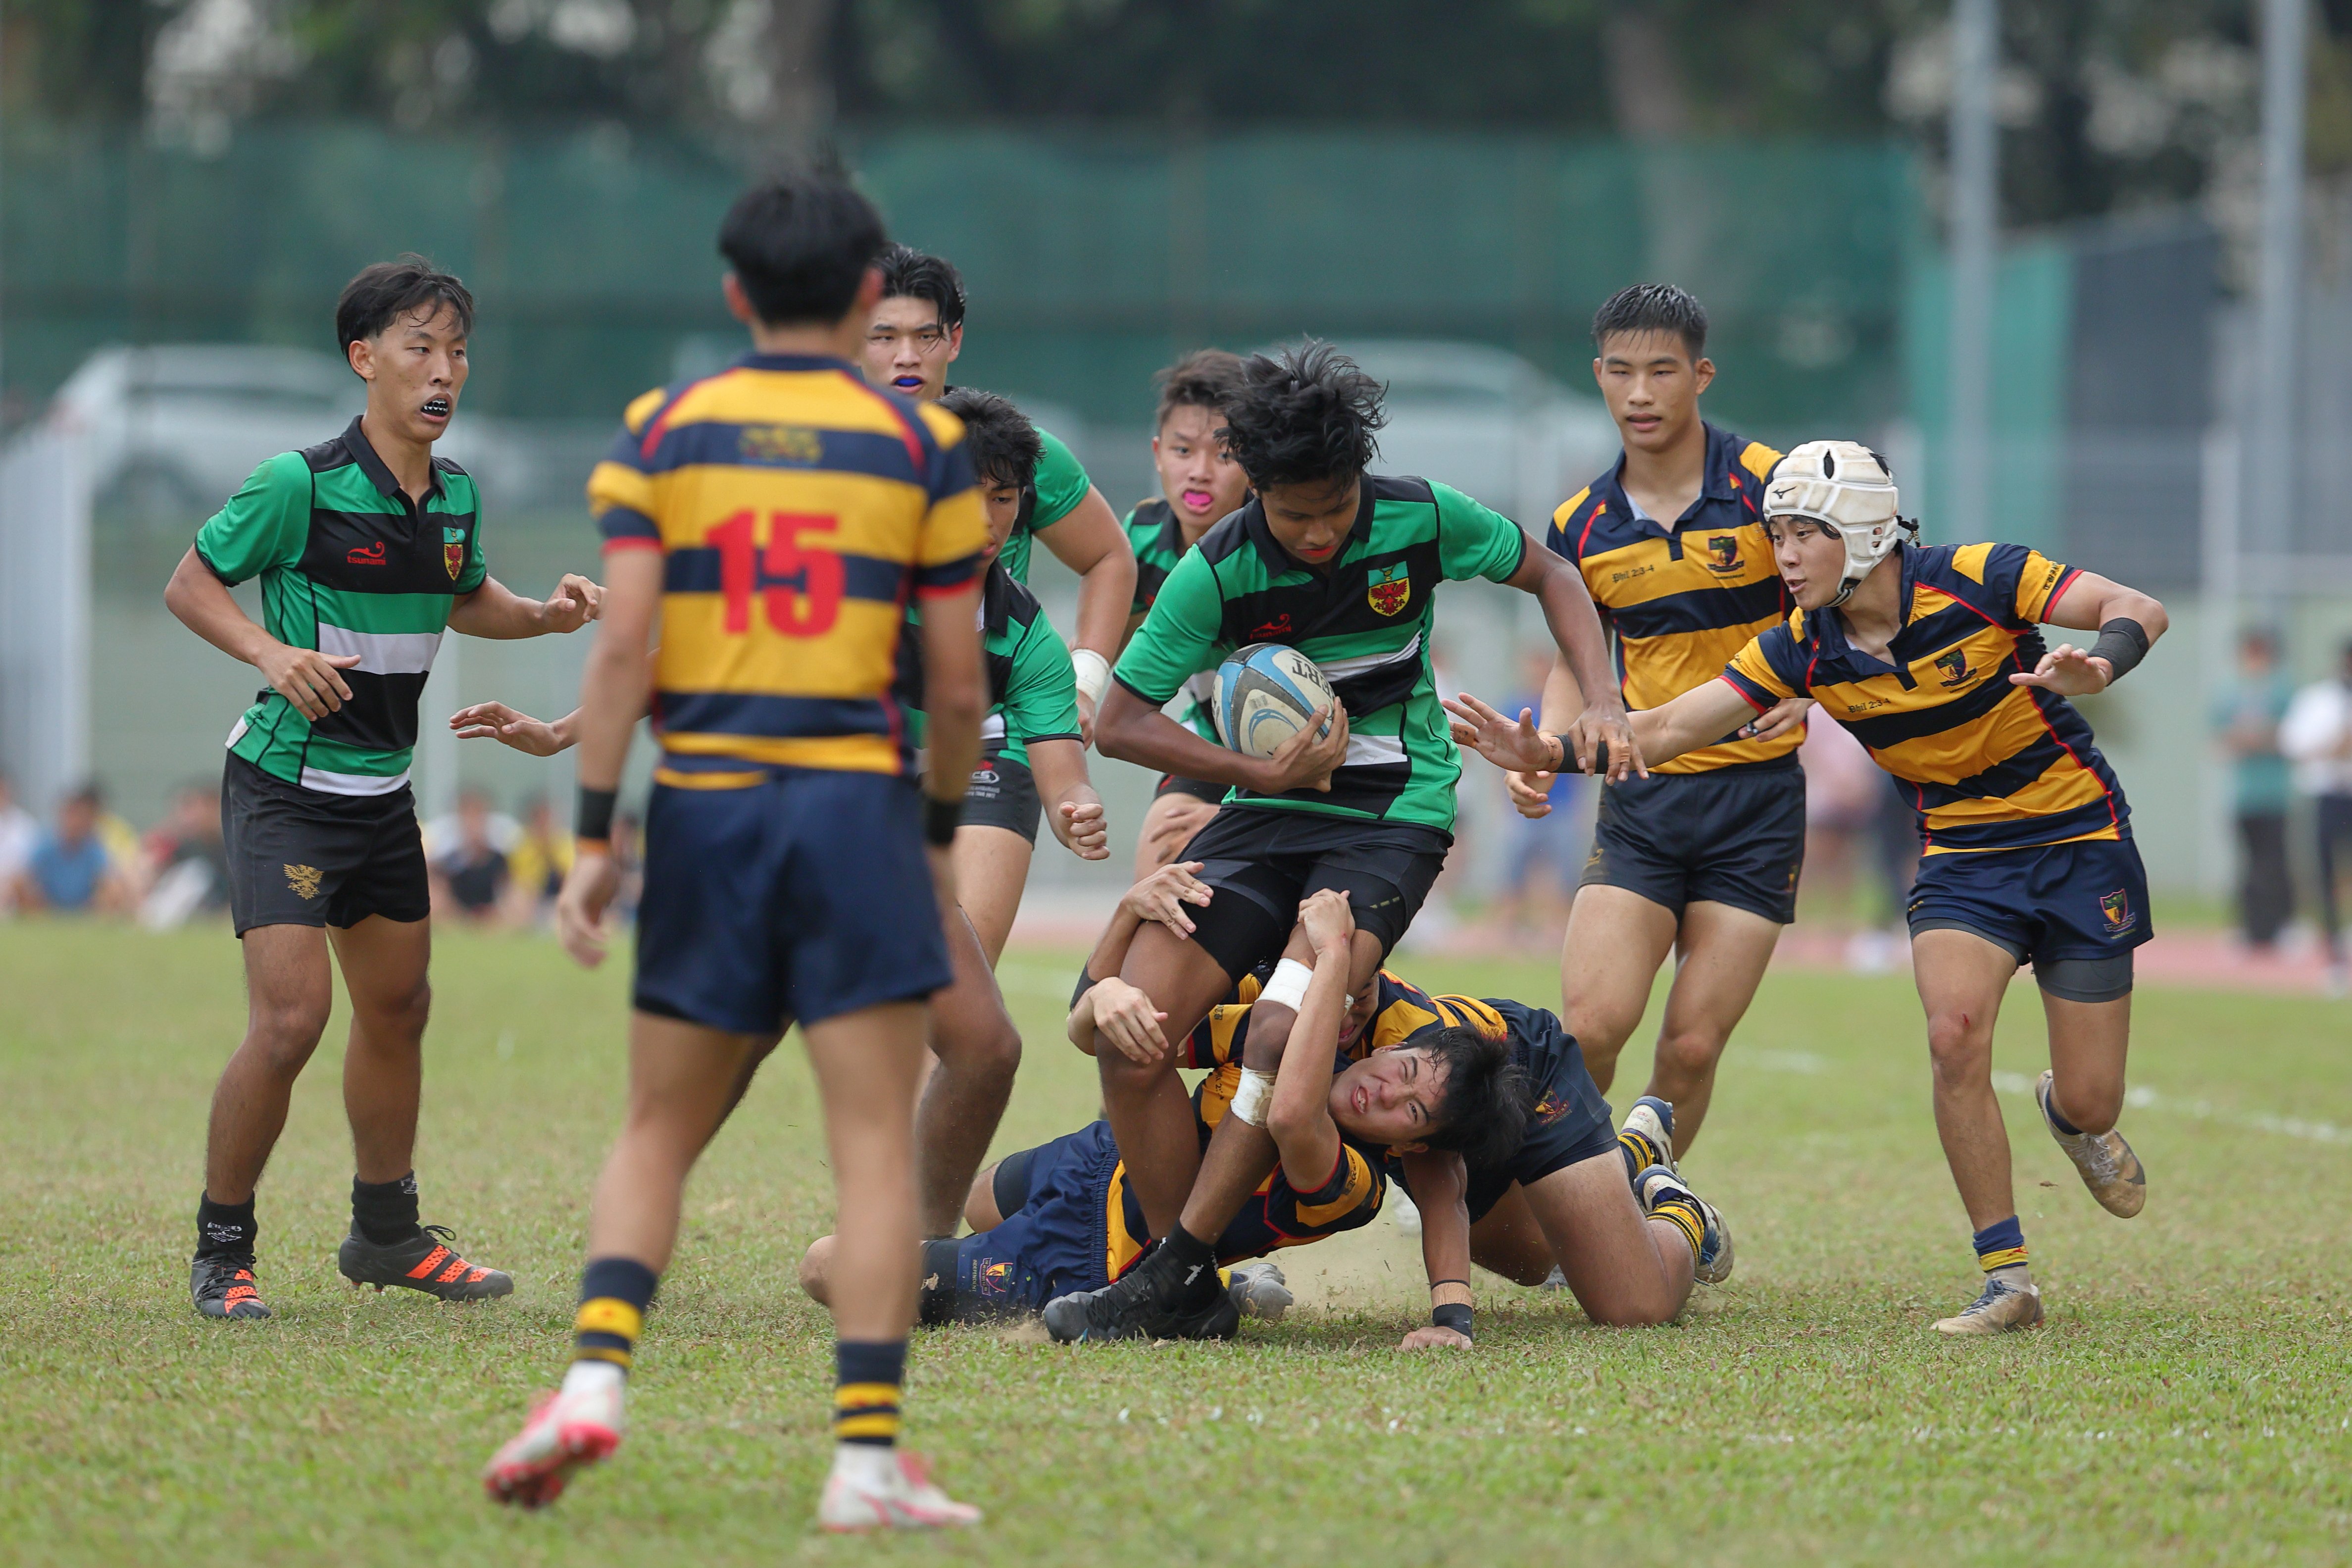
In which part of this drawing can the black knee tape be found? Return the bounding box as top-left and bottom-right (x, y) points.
(2034, 952), (2133, 1004)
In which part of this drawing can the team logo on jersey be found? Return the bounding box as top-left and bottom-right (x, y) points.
(1367, 561), (1411, 616)
(346, 541), (387, 566)
(283, 863), (322, 900)
(2099, 889), (2135, 935)
(978, 1260), (1011, 1296)
(1703, 535), (1744, 574)
(1250, 612), (1295, 641)
(1935, 649), (1974, 688)
(739, 423), (825, 464)
(443, 525), (465, 580)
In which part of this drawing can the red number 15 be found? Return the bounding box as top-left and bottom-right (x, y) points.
(710, 509), (843, 637)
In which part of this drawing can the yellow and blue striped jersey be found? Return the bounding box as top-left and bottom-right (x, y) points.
(1722, 542), (2125, 854)
(587, 352), (987, 781)
(1548, 425), (1793, 773)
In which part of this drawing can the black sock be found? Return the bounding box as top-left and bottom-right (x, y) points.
(196, 1193), (256, 1261)
(351, 1172), (421, 1246)
(1148, 1224), (1219, 1308)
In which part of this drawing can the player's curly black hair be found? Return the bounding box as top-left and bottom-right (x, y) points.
(876, 243), (967, 329)
(1591, 281), (1708, 359)
(1412, 1025), (1530, 1172)
(1219, 339), (1386, 490)
(1152, 348), (1246, 431)
(938, 387), (1042, 492)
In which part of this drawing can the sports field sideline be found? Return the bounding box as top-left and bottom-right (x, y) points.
(4, 920), (2347, 1565)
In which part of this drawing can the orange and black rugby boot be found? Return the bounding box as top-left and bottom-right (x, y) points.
(337, 1224), (513, 1301)
(192, 1255), (271, 1320)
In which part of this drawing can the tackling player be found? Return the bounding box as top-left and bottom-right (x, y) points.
(161, 256), (601, 1321)
(1448, 441), (2164, 1336)
(864, 245), (1137, 738)
(1079, 339), (1639, 1340)
(481, 174), (989, 1527)
(1120, 350), (1253, 875)
(1514, 284), (1804, 1156)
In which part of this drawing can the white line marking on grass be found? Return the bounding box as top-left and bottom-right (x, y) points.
(1992, 1071), (2351, 1146)
(1751, 1050), (1828, 1074)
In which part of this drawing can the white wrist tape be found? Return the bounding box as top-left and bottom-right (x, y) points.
(1229, 1067), (1277, 1126)
(1071, 649), (1112, 706)
(1259, 958), (1315, 1013)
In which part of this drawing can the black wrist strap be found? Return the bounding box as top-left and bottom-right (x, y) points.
(923, 794), (962, 846)
(1431, 1301), (1473, 1338)
(2088, 618), (2149, 683)
(576, 785), (617, 844)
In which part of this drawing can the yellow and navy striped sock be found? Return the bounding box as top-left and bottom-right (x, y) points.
(834, 1340), (906, 1448)
(1617, 1125), (1670, 1184)
(573, 1257), (658, 1375)
(1648, 1190), (1706, 1264)
(1973, 1215), (2029, 1276)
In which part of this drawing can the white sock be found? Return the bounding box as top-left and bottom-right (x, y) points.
(831, 1442), (899, 1487)
(561, 1360), (625, 1399)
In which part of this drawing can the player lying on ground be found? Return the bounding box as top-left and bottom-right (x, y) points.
(800, 888), (1521, 1333)
(1512, 283), (1810, 1159)
(483, 173), (989, 1528)
(864, 245), (1136, 741)
(448, 389), (1101, 1240)
(1117, 350), (1255, 876)
(1081, 339), (1640, 1342)
(161, 256), (602, 1321)
(1447, 440), (2165, 1337)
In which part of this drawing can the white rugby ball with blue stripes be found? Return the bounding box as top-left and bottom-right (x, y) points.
(1213, 643), (1339, 760)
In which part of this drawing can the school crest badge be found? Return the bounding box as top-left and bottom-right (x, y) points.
(1366, 561), (1411, 616)
(1935, 648), (1973, 688)
(979, 1260), (1012, 1296)
(443, 525), (466, 581)
(1703, 534), (1744, 574)
(2099, 888), (2134, 935)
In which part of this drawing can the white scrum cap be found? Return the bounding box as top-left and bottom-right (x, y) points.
(1762, 440), (1917, 606)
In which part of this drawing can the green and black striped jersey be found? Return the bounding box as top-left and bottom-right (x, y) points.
(1122, 497), (1218, 743)
(1112, 475), (1528, 830)
(896, 559), (1082, 769)
(194, 417), (487, 796)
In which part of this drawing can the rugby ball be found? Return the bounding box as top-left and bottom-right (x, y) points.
(1213, 643), (1339, 759)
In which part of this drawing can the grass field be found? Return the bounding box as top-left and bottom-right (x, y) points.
(4, 921), (2350, 1567)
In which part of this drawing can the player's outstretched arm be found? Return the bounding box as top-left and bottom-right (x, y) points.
(1027, 738), (1109, 861)
(1261, 891), (1356, 1190)
(1445, 680), (1757, 783)
(1397, 1148), (1474, 1351)
(450, 701), (576, 756)
(1065, 861), (1211, 1056)
(553, 551), (658, 967)
(164, 546), (362, 722)
(447, 573), (602, 639)
(2014, 570), (2168, 697)
(1503, 540), (1641, 781)
(1035, 487), (1140, 742)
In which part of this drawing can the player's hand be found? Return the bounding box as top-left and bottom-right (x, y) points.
(1297, 887), (1355, 957)
(1397, 1324), (1473, 1351)
(1737, 695), (1812, 744)
(538, 573), (603, 634)
(1120, 860), (1213, 936)
(1055, 797), (1110, 860)
(1506, 768), (1555, 819)
(1442, 694), (1556, 773)
(1256, 702), (1351, 794)
(257, 643), (361, 720)
(2009, 643), (2111, 697)
(1090, 977), (1171, 1063)
(1567, 700), (1645, 783)
(554, 846), (620, 968)
(449, 701), (566, 756)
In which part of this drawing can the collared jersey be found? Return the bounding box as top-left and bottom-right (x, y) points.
(1721, 542), (2124, 854)
(996, 426), (1092, 584)
(1548, 425), (1793, 774)
(1113, 475), (1530, 828)
(1123, 496), (1218, 742)
(892, 559), (1081, 768)
(590, 352), (986, 781)
(195, 416), (487, 797)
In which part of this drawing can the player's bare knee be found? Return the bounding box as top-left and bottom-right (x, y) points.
(1923, 1012), (1992, 1079)
(797, 1235), (834, 1304)
(1651, 1027), (1724, 1085)
(2052, 1072), (2123, 1134)
(245, 990), (331, 1072)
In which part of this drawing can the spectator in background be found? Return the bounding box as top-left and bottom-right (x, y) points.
(502, 796), (573, 927)
(2212, 628), (2296, 952)
(141, 781), (232, 928)
(12, 783), (136, 916)
(0, 774), (37, 914)
(1490, 646), (1589, 940)
(427, 788), (512, 923)
(2281, 637), (2352, 993)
